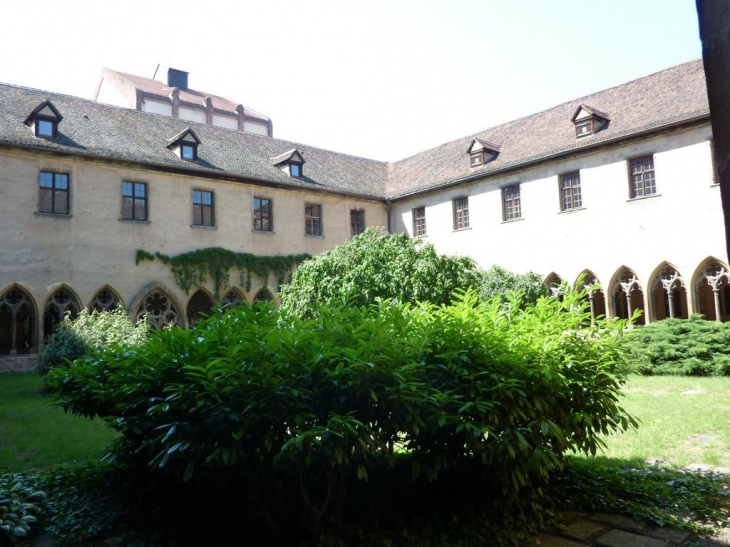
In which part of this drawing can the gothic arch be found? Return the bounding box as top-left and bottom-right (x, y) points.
(543, 272), (564, 298)
(186, 288), (215, 326)
(253, 287), (275, 304)
(648, 262), (688, 321)
(88, 285), (124, 313)
(133, 286), (183, 329)
(221, 287), (246, 309)
(693, 257), (730, 321)
(0, 285), (37, 355)
(42, 285), (81, 339)
(609, 267), (645, 325)
(575, 270), (606, 325)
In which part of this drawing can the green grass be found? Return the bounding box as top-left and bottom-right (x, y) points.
(577, 374), (730, 469)
(0, 372), (118, 472)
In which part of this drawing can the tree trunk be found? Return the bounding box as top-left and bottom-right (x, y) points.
(697, 0), (730, 261)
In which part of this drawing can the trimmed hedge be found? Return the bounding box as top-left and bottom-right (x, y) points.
(47, 289), (636, 544)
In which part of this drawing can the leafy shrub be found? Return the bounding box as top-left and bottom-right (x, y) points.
(37, 306), (149, 375)
(0, 472), (45, 546)
(623, 314), (730, 376)
(279, 228), (482, 316)
(478, 265), (549, 308)
(46, 289), (636, 544)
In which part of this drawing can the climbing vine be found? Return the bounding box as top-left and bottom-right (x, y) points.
(135, 248), (310, 298)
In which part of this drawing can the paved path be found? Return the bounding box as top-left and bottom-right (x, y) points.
(527, 512), (730, 547)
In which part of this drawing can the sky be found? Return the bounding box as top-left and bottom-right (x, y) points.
(1, 0), (702, 161)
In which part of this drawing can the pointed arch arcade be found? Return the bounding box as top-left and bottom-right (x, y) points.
(576, 270), (606, 326)
(134, 288), (182, 329)
(89, 286), (123, 313)
(43, 286), (81, 339)
(694, 258), (730, 321)
(544, 273), (564, 299)
(0, 285), (36, 355)
(612, 268), (645, 325)
(650, 263), (688, 321)
(186, 288), (215, 326)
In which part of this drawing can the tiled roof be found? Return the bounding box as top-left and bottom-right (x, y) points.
(0, 84), (387, 198)
(0, 59), (711, 202)
(386, 59), (709, 198)
(107, 69), (270, 123)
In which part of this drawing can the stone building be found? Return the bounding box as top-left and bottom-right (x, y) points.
(0, 59), (727, 367)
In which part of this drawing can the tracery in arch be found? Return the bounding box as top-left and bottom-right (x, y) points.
(89, 286), (122, 313)
(43, 286), (81, 339)
(186, 288), (215, 327)
(612, 268), (645, 325)
(221, 288), (246, 309)
(651, 264), (687, 321)
(544, 273), (564, 299)
(0, 286), (35, 355)
(695, 259), (730, 321)
(134, 289), (182, 329)
(253, 288), (274, 304)
(577, 271), (606, 325)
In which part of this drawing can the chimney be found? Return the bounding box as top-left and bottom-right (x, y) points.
(167, 68), (189, 90)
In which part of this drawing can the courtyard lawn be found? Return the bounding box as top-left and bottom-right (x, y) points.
(0, 372), (117, 472)
(576, 374), (730, 469)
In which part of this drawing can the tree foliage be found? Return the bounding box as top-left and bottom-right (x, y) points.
(478, 265), (549, 308)
(279, 228), (482, 316)
(47, 288), (636, 544)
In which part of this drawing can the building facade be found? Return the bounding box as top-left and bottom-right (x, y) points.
(1, 59), (728, 367)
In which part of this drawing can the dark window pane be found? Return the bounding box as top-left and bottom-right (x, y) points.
(39, 188), (53, 212)
(193, 203), (202, 225)
(55, 190), (68, 214)
(202, 206), (213, 226)
(134, 198), (146, 220)
(122, 197), (133, 219)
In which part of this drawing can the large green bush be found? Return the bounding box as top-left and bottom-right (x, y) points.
(478, 265), (549, 308)
(47, 290), (636, 544)
(623, 314), (730, 376)
(279, 228), (482, 316)
(37, 307), (149, 375)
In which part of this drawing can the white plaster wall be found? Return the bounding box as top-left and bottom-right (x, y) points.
(213, 114), (238, 130)
(392, 125), (724, 306)
(142, 100), (173, 116)
(0, 150), (387, 337)
(179, 107), (206, 124)
(95, 79), (134, 109)
(244, 121), (269, 136)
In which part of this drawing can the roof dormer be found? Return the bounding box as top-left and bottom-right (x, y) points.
(167, 128), (201, 161)
(571, 104), (609, 138)
(271, 148), (305, 178)
(467, 138), (500, 167)
(24, 99), (62, 139)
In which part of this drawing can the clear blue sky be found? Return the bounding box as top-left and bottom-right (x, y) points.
(1, 0), (702, 161)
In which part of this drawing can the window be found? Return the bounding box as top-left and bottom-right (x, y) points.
(181, 144), (197, 161)
(122, 182), (148, 221)
(629, 155), (656, 197)
(290, 163), (302, 178)
(559, 172), (582, 210)
(575, 120), (593, 137)
(453, 197), (469, 230)
(193, 190), (214, 226)
(253, 197), (272, 231)
(36, 119), (56, 138)
(502, 185), (521, 220)
(38, 172), (69, 214)
(470, 152), (483, 167)
(305, 204), (322, 236)
(350, 209), (365, 236)
(413, 206), (426, 236)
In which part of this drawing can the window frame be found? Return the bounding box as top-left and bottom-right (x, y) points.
(38, 171), (69, 215)
(290, 163), (303, 178)
(575, 119), (594, 138)
(412, 206), (426, 237)
(253, 196), (273, 232)
(180, 143), (197, 161)
(452, 197), (469, 230)
(304, 203), (322, 236)
(470, 152), (483, 167)
(192, 189), (215, 227)
(502, 184), (522, 221)
(559, 171), (582, 211)
(121, 181), (148, 221)
(350, 209), (365, 237)
(628, 155), (657, 198)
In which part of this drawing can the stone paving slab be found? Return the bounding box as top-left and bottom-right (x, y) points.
(531, 534), (587, 547)
(645, 526), (692, 543)
(589, 513), (648, 533)
(562, 519), (607, 540)
(595, 529), (668, 547)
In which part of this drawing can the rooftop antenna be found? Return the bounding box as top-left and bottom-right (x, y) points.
(152, 63), (161, 81)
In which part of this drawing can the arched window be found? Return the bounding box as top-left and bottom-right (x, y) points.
(221, 288), (245, 309)
(89, 287), (121, 313)
(544, 273), (563, 299)
(43, 287), (80, 339)
(0, 287), (35, 355)
(651, 265), (687, 321)
(613, 269), (645, 325)
(134, 289), (182, 329)
(186, 289), (214, 326)
(579, 271), (605, 325)
(253, 288), (274, 303)
(696, 260), (730, 321)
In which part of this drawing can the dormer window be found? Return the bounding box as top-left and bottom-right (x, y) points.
(167, 128), (200, 161)
(467, 138), (500, 168)
(571, 104), (609, 139)
(272, 148), (306, 179)
(25, 100), (62, 139)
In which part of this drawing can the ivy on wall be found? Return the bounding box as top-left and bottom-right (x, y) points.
(135, 248), (310, 298)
